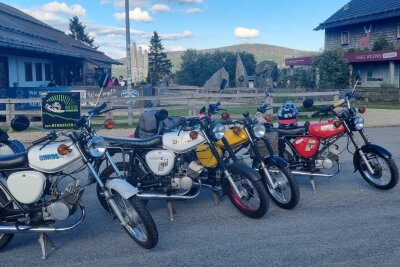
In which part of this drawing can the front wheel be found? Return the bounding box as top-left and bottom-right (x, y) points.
(357, 152), (399, 190)
(0, 190), (14, 250)
(225, 166), (268, 219)
(112, 192), (158, 249)
(258, 161), (300, 209)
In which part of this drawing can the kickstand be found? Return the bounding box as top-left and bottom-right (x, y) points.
(166, 200), (176, 221)
(310, 176), (317, 193)
(37, 232), (57, 260)
(212, 190), (221, 206)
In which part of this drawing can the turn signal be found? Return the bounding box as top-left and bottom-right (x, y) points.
(358, 107), (366, 114)
(189, 131), (198, 140)
(334, 121), (342, 128)
(264, 114), (273, 122)
(233, 127), (242, 135)
(221, 112), (230, 120)
(57, 144), (70, 155)
(104, 119), (115, 129)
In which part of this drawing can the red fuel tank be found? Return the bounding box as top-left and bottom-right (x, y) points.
(308, 120), (345, 139)
(293, 136), (320, 158)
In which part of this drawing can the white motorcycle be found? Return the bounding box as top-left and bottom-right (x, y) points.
(0, 103), (158, 259)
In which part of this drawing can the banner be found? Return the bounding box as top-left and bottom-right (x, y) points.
(42, 92), (81, 129)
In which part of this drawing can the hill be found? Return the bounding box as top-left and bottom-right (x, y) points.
(112, 43), (318, 77)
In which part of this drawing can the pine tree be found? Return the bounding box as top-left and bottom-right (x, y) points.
(148, 31), (172, 83)
(68, 16), (97, 49)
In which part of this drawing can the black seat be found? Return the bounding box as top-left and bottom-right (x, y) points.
(277, 127), (307, 136)
(0, 152), (28, 169)
(104, 135), (162, 149)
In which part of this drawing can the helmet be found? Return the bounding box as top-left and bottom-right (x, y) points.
(277, 101), (299, 127)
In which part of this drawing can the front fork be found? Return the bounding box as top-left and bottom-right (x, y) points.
(345, 124), (375, 174)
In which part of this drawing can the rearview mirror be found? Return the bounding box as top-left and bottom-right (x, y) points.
(11, 116), (30, 132)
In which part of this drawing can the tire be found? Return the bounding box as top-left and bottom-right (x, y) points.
(357, 152), (399, 190)
(258, 160), (300, 209)
(97, 162), (147, 211)
(225, 166), (268, 219)
(112, 192), (158, 249)
(0, 190), (14, 250)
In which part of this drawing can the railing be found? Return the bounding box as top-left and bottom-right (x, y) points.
(0, 88), (340, 127)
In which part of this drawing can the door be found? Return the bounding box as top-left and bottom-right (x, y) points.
(0, 57), (9, 88)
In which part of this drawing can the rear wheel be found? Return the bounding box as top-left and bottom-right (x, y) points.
(112, 192), (158, 249)
(357, 151), (399, 190)
(225, 168), (268, 219)
(0, 190), (14, 250)
(258, 160), (300, 209)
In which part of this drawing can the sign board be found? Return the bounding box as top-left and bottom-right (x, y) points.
(121, 88), (140, 104)
(344, 49), (400, 63)
(42, 92), (81, 129)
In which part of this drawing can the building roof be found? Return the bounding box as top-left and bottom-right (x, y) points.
(315, 0), (400, 30)
(0, 3), (120, 65)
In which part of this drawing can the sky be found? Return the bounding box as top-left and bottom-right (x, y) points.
(3, 0), (351, 59)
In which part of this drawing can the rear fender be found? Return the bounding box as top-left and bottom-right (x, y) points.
(353, 144), (392, 172)
(263, 155), (288, 168)
(106, 179), (139, 199)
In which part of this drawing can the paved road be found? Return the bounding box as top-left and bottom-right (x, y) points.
(2, 127), (400, 266)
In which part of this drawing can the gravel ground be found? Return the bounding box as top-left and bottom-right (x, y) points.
(0, 127), (399, 266)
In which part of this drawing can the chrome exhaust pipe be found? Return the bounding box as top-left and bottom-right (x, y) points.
(291, 170), (338, 177)
(0, 204), (86, 234)
(137, 189), (200, 200)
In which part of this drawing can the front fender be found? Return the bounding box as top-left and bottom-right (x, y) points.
(226, 163), (261, 182)
(263, 155), (288, 168)
(353, 144), (392, 172)
(106, 179), (139, 199)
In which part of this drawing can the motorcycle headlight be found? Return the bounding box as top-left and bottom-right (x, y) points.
(253, 123), (266, 138)
(353, 115), (364, 131)
(87, 136), (107, 157)
(212, 123), (225, 140)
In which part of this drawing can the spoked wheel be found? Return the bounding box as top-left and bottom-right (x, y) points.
(0, 190), (14, 250)
(357, 151), (399, 190)
(262, 161), (300, 209)
(112, 191), (158, 249)
(225, 166), (268, 219)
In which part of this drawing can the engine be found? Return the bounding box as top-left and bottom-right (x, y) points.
(43, 182), (84, 221)
(171, 161), (204, 190)
(315, 144), (340, 170)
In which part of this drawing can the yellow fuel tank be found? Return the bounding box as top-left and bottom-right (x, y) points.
(216, 128), (249, 148)
(195, 144), (222, 168)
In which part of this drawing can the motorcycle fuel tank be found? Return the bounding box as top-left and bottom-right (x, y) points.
(28, 142), (82, 173)
(195, 144), (223, 168)
(163, 130), (206, 154)
(216, 128), (249, 148)
(145, 150), (175, 176)
(293, 137), (320, 158)
(308, 120), (345, 139)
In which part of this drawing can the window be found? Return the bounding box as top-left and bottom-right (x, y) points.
(45, 64), (51, 81)
(24, 62), (33, 81)
(35, 63), (42, 81)
(341, 32), (349, 45)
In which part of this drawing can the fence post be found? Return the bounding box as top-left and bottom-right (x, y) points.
(267, 94), (273, 115)
(6, 99), (14, 129)
(365, 92), (369, 107)
(105, 99), (113, 120)
(333, 91), (340, 102)
(188, 98), (195, 116)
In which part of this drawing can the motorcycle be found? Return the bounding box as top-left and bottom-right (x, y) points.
(100, 104), (268, 220)
(275, 83), (399, 191)
(0, 103), (158, 259)
(209, 102), (300, 209)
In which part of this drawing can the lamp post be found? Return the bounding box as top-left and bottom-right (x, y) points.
(125, 0), (133, 125)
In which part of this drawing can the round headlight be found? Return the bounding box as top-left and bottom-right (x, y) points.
(253, 123), (266, 138)
(353, 115), (364, 131)
(87, 136), (107, 157)
(212, 123), (225, 140)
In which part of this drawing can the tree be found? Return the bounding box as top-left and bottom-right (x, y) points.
(175, 50), (256, 86)
(148, 31), (172, 83)
(313, 49), (349, 89)
(68, 16), (97, 49)
(372, 35), (395, 51)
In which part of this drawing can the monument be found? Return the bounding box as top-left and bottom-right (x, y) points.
(235, 55), (248, 88)
(131, 43), (149, 85)
(255, 60), (278, 89)
(204, 67), (229, 90)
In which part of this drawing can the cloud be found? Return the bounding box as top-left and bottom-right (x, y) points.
(166, 45), (186, 52)
(150, 4), (171, 13)
(180, 0), (202, 3)
(185, 8), (202, 13)
(234, 27), (260, 39)
(159, 30), (193, 40)
(41, 1), (86, 16)
(114, 7), (153, 22)
(100, 0), (111, 4)
(88, 25), (146, 38)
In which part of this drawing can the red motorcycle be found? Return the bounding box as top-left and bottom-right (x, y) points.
(272, 87), (399, 191)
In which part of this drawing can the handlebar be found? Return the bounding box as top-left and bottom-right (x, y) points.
(89, 102), (107, 116)
(32, 130), (57, 146)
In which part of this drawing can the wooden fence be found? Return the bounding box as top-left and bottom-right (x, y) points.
(0, 88), (340, 127)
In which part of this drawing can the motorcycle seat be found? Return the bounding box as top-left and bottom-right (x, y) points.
(0, 152), (28, 169)
(276, 126), (307, 136)
(104, 135), (163, 150)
